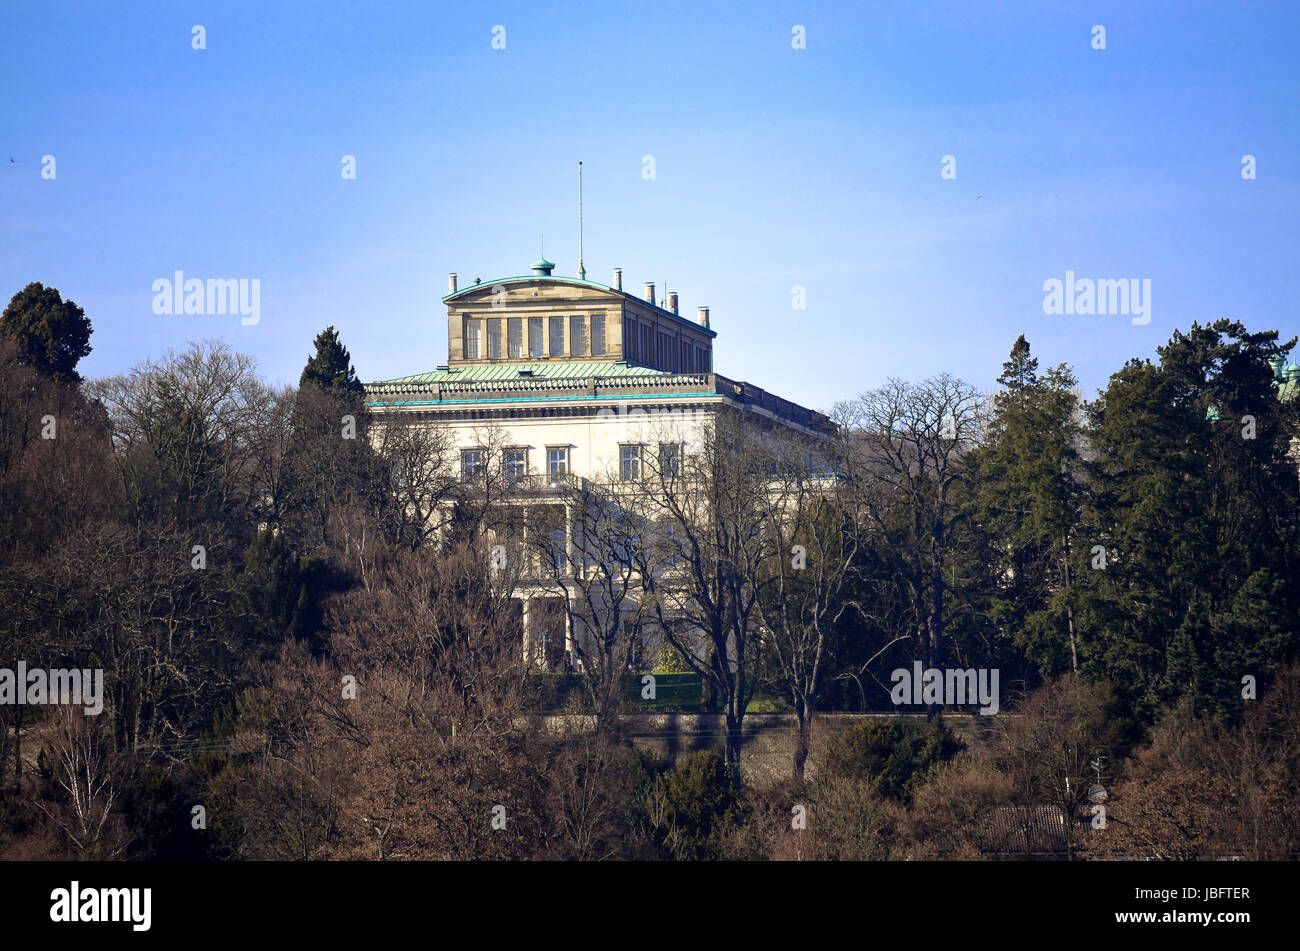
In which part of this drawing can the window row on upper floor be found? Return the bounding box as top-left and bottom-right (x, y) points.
(463, 314), (606, 360)
(462, 446), (570, 481)
(461, 443), (683, 483)
(621, 315), (710, 374)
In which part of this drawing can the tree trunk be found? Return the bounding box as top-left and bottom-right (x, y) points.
(1062, 536), (1078, 672)
(724, 709), (743, 784)
(700, 646), (718, 712)
(793, 697), (811, 782)
(927, 567), (944, 721)
(10, 707), (22, 787)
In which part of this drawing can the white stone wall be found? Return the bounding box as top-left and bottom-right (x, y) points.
(372, 396), (726, 670)
(389, 396), (725, 482)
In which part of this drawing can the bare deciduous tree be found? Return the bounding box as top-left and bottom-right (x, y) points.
(533, 472), (656, 729)
(38, 707), (131, 859)
(751, 427), (866, 780)
(836, 375), (988, 718)
(627, 411), (778, 779)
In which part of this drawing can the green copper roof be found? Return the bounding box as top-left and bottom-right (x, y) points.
(370, 361), (705, 387)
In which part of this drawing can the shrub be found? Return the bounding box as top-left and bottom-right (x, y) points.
(650, 751), (740, 860)
(823, 718), (963, 803)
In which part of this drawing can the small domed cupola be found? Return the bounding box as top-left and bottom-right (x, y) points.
(531, 257), (555, 276)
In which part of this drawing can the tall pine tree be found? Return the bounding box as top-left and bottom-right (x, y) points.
(300, 326), (364, 398)
(976, 336), (1084, 679)
(283, 326), (382, 553)
(1, 282), (93, 383)
(1074, 320), (1300, 721)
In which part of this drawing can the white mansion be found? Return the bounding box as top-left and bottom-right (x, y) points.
(364, 258), (832, 667)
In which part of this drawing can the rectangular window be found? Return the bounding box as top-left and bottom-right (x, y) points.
(591, 315), (605, 356)
(620, 445), (642, 481)
(626, 318), (636, 360)
(528, 317), (544, 357)
(464, 318), (481, 360)
(487, 319), (502, 359)
(505, 449), (526, 482)
(508, 318), (523, 358)
(663, 525), (681, 569)
(569, 316), (586, 356)
(549, 316), (564, 356)
(529, 505), (567, 575)
(681, 340), (689, 372)
(462, 449), (483, 479)
(547, 447), (568, 479)
(503, 508), (525, 545)
(610, 508), (641, 569)
(659, 443), (681, 480)
(550, 524), (567, 573)
(534, 598), (567, 671)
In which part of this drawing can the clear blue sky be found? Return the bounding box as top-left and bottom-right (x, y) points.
(3, 0), (1297, 411)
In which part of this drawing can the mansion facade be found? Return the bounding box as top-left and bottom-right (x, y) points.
(364, 259), (832, 668)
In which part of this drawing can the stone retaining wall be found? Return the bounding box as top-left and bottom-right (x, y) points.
(540, 712), (988, 786)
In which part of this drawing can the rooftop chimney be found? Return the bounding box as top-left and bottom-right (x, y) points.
(612, 267), (622, 291)
(448, 272), (458, 294)
(644, 282), (655, 306)
(697, 306), (710, 329)
(668, 292), (679, 314)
